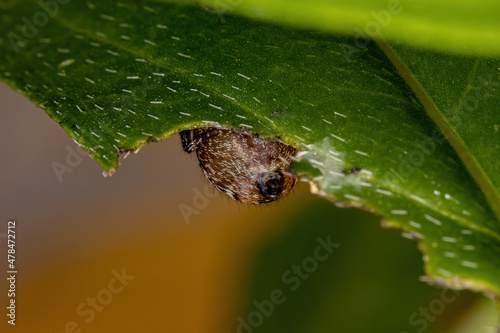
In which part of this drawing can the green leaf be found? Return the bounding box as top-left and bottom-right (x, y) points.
(160, 0), (500, 57)
(378, 42), (500, 221)
(1, 0), (499, 318)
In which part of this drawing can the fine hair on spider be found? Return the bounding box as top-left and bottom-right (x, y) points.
(180, 126), (299, 204)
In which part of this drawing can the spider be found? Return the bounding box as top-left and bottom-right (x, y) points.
(180, 127), (298, 204)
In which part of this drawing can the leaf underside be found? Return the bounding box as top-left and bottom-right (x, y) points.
(1, 0), (499, 315)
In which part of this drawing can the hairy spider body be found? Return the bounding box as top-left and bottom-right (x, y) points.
(180, 127), (298, 204)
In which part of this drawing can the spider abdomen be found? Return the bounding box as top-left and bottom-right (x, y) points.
(180, 127), (298, 204)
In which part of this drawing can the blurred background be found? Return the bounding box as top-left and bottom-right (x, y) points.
(0, 82), (497, 332)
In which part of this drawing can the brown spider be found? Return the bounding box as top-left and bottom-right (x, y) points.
(180, 127), (298, 204)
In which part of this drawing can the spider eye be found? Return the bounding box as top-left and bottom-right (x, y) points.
(256, 172), (283, 197)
